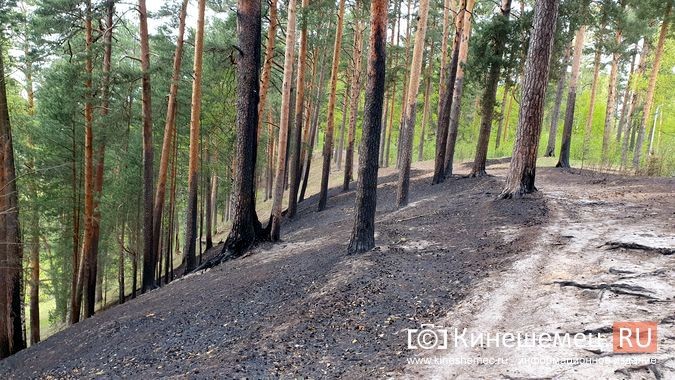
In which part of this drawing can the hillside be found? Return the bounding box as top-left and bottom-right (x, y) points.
(1, 160), (673, 379)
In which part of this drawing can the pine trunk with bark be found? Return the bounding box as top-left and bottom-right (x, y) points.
(432, 0), (467, 184)
(633, 3), (671, 170)
(71, 0), (95, 324)
(545, 44), (571, 157)
(220, 0), (268, 258)
(139, 0), (156, 292)
(183, 0), (206, 271)
(500, 0), (559, 198)
(0, 42), (26, 358)
(258, 0), (279, 131)
(347, 0), (386, 254)
(153, 0), (188, 274)
(287, 0), (309, 218)
(343, 5), (365, 192)
(443, 0), (476, 177)
(269, 0), (297, 241)
(470, 0), (512, 177)
(396, 0), (431, 208)
(317, 0), (347, 211)
(582, 47), (602, 162)
(601, 27), (622, 163)
(556, 25), (585, 169)
(616, 49), (636, 143)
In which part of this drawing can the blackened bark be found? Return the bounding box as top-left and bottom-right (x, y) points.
(347, 0), (387, 254)
(470, 0), (512, 177)
(432, 0), (465, 184)
(500, 0), (559, 198)
(139, 0), (156, 292)
(218, 0), (268, 260)
(0, 42), (26, 358)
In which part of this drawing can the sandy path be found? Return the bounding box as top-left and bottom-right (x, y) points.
(405, 168), (675, 379)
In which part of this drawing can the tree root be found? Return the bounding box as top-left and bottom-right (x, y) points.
(614, 362), (666, 380)
(603, 241), (674, 255)
(554, 280), (658, 300)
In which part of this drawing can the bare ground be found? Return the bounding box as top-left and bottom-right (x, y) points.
(1, 159), (673, 379)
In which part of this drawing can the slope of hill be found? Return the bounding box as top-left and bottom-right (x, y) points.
(1, 160), (673, 379)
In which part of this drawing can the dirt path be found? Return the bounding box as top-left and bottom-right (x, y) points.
(404, 166), (675, 379)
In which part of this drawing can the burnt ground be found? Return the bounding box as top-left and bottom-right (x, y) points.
(1, 160), (673, 379)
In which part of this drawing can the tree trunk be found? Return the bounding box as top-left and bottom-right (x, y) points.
(395, 0), (414, 170)
(343, 5), (365, 191)
(616, 48), (636, 143)
(269, 0), (297, 241)
(71, 0), (95, 324)
(556, 25), (585, 169)
(318, 0), (346, 211)
(432, 0), (467, 184)
(336, 87), (349, 169)
(544, 44), (571, 157)
(182, 0), (206, 271)
(258, 0), (279, 131)
(443, 0), (476, 177)
(622, 40), (649, 170)
(494, 83), (510, 150)
(633, 3), (671, 170)
(470, 0), (512, 176)
(396, 0), (431, 207)
(0, 39), (26, 358)
(266, 112), (275, 201)
(139, 0), (156, 291)
(383, 0), (403, 169)
(205, 168), (213, 250)
(153, 0), (188, 275)
(118, 217), (126, 305)
(299, 56), (328, 202)
(500, 0), (559, 198)
(287, 0), (309, 218)
(582, 47), (602, 162)
(347, 0), (386, 254)
(601, 27), (622, 163)
(417, 42), (434, 163)
(222, 0), (268, 257)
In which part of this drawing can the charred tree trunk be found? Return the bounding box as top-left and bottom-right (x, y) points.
(139, 0), (156, 291)
(432, 0), (467, 184)
(417, 42), (434, 163)
(443, 0), (476, 177)
(500, 0), (559, 198)
(318, 0), (347, 211)
(269, 0), (297, 241)
(183, 0), (206, 271)
(556, 25), (585, 169)
(347, 0), (387, 254)
(287, 0), (309, 218)
(0, 40), (26, 358)
(470, 0), (512, 177)
(396, 0), (431, 207)
(71, 0), (95, 324)
(220, 0), (268, 258)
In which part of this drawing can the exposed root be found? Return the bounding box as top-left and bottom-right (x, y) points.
(603, 241), (674, 255)
(614, 362), (666, 380)
(554, 280), (657, 300)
